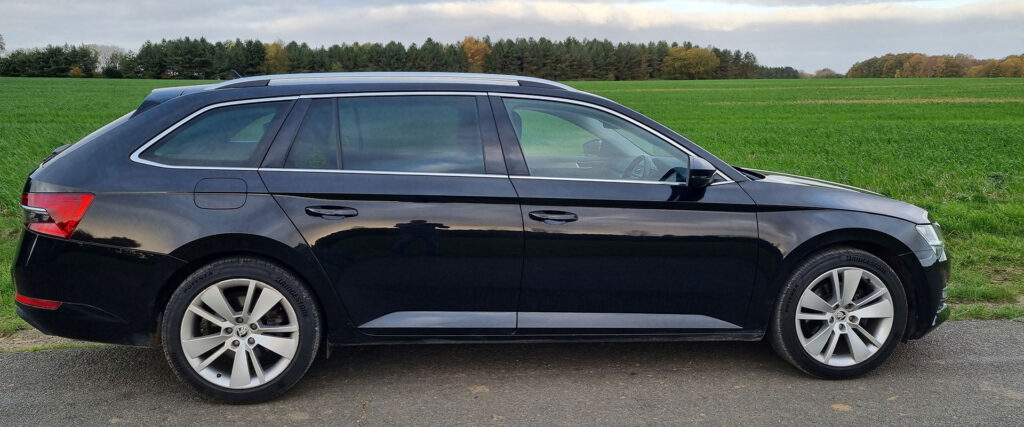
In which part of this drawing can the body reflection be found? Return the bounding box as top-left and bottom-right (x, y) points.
(392, 220), (450, 255)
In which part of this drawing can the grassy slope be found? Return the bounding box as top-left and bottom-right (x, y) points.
(0, 77), (1021, 334)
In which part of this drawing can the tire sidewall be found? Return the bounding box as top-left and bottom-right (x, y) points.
(161, 257), (321, 403)
(775, 249), (908, 378)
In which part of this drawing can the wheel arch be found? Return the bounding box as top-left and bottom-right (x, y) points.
(760, 227), (926, 340)
(149, 233), (352, 346)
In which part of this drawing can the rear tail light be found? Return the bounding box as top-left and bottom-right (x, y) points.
(20, 193), (94, 239)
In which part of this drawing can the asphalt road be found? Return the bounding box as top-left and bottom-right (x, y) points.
(1, 320), (1022, 425)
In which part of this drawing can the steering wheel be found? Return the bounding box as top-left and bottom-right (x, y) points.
(622, 155), (652, 180)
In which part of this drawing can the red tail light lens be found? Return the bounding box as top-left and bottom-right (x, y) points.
(21, 193), (94, 239)
(15, 293), (62, 310)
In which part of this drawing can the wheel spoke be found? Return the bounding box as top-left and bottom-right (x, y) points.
(246, 347), (266, 384)
(196, 345), (228, 371)
(846, 330), (872, 362)
(200, 286), (236, 323)
(822, 330), (841, 364)
(241, 280), (257, 318)
(181, 334), (229, 358)
(254, 334), (298, 360)
(230, 347), (251, 388)
(854, 287), (887, 308)
(831, 270), (842, 305)
(840, 269), (862, 305)
(188, 305), (230, 328)
(803, 325), (833, 355)
(257, 324), (299, 334)
(799, 291), (833, 314)
(852, 300), (894, 319)
(796, 312), (831, 321)
(852, 324), (883, 347)
(248, 288), (283, 323)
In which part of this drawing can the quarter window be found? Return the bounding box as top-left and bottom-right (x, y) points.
(285, 99), (339, 169)
(502, 98), (689, 182)
(140, 101), (289, 167)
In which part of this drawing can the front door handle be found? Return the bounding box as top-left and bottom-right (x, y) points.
(305, 206), (358, 220)
(528, 210), (578, 225)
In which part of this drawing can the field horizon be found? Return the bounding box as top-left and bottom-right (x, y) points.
(1, 76), (1022, 335)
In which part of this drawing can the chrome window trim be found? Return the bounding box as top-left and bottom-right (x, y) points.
(259, 168), (503, 179)
(129, 96), (300, 170)
(129, 91), (733, 186)
(511, 175), (682, 186)
(490, 92), (733, 184)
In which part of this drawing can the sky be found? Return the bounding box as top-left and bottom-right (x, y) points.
(0, 0), (1021, 72)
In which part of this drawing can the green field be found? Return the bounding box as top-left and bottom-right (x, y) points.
(1, 77), (1022, 335)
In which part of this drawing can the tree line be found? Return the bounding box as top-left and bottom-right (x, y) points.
(847, 53), (1024, 78)
(0, 35), (793, 80)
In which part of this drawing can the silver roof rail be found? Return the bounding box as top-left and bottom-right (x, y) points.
(209, 72), (577, 91)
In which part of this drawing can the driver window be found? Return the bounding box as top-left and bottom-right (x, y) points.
(502, 98), (689, 183)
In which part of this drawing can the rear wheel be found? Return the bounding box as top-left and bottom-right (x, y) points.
(769, 247), (907, 378)
(161, 257), (321, 403)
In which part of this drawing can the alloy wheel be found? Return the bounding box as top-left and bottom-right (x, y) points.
(795, 267), (895, 367)
(179, 278), (300, 389)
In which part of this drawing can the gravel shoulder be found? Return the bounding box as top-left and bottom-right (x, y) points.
(1, 320), (1022, 425)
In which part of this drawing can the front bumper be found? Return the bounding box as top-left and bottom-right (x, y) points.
(902, 248), (951, 340)
(12, 231), (185, 346)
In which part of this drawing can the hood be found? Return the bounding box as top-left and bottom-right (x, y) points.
(738, 167), (931, 224)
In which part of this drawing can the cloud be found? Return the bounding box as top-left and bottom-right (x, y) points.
(0, 0), (1021, 72)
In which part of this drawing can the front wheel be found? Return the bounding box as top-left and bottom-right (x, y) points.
(161, 257), (322, 403)
(769, 247), (907, 378)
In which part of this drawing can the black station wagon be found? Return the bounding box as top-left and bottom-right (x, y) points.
(14, 72), (949, 402)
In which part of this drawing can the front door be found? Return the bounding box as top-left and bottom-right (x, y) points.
(261, 94), (522, 335)
(493, 95), (759, 332)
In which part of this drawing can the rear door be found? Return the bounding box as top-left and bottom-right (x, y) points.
(260, 93), (522, 335)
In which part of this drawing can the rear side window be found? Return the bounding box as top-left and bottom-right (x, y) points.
(341, 96), (485, 174)
(140, 101), (289, 167)
(282, 96), (486, 174)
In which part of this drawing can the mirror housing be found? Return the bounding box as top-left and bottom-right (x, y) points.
(582, 139), (602, 157)
(688, 157), (717, 189)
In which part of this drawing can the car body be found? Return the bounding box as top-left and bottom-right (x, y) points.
(13, 72), (949, 401)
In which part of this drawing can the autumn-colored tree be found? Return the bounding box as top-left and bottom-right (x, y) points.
(262, 40), (290, 74)
(659, 46), (688, 79)
(461, 36), (491, 73)
(996, 57), (1024, 77)
(966, 61), (998, 78)
(681, 47), (719, 80)
(68, 66), (86, 77)
(660, 46), (720, 79)
(813, 68), (843, 78)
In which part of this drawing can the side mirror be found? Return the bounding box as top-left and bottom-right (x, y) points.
(688, 157), (717, 189)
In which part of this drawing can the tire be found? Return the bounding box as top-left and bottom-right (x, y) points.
(161, 257), (322, 403)
(768, 247), (907, 379)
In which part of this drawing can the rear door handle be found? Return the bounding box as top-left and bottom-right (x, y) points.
(528, 210), (578, 225)
(305, 206), (358, 220)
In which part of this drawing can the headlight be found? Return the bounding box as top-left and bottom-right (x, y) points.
(916, 223), (946, 262)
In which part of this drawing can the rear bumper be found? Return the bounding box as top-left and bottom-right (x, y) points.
(12, 231), (185, 346)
